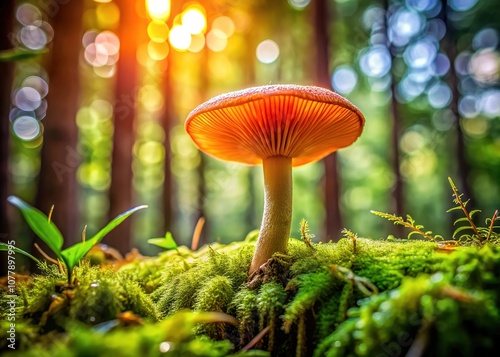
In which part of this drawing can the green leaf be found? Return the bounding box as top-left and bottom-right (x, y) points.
(148, 232), (177, 250)
(446, 206), (463, 213)
(0, 242), (40, 264)
(454, 217), (472, 225)
(469, 209), (482, 218)
(0, 48), (48, 61)
(452, 225), (475, 238)
(8, 196), (64, 260)
(61, 205), (147, 275)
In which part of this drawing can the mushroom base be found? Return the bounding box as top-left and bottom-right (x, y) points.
(249, 156), (292, 274)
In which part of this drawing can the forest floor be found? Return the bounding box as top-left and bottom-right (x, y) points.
(2, 231), (500, 356)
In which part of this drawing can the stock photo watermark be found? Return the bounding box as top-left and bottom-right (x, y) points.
(2, 233), (17, 350)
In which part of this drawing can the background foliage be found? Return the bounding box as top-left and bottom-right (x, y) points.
(1, 0), (499, 262)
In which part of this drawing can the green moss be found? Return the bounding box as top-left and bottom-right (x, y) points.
(3, 237), (500, 356)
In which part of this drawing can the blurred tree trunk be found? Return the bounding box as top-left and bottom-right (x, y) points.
(106, 0), (141, 253)
(382, 0), (405, 237)
(314, 0), (343, 241)
(440, 0), (472, 201)
(0, 0), (15, 277)
(245, 28), (257, 231)
(388, 79), (405, 236)
(194, 47), (210, 247)
(161, 0), (183, 240)
(36, 0), (83, 244)
(161, 52), (175, 238)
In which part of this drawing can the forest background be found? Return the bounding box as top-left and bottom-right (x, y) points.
(1, 0), (499, 270)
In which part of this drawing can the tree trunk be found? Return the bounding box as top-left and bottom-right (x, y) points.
(0, 0), (15, 277)
(106, 0), (141, 253)
(161, 53), (175, 238)
(314, 0), (343, 241)
(382, 0), (405, 237)
(388, 79), (405, 237)
(36, 0), (83, 245)
(194, 47), (210, 247)
(440, 0), (472, 201)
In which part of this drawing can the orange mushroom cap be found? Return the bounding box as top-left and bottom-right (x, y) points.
(185, 84), (365, 167)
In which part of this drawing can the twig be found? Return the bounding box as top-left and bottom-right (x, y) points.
(486, 210), (498, 242)
(47, 204), (55, 223)
(34, 243), (59, 265)
(240, 326), (270, 352)
(191, 217), (206, 251)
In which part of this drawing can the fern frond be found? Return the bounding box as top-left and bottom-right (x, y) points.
(447, 177), (481, 241)
(370, 211), (438, 241)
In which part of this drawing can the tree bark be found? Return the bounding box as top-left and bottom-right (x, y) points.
(314, 0), (343, 241)
(0, 0), (15, 277)
(36, 0), (83, 244)
(106, 0), (141, 253)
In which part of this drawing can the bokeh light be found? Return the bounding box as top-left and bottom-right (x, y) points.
(19, 25), (47, 49)
(332, 65), (358, 94)
(146, 0), (171, 21)
(181, 7), (206, 35)
(449, 0), (478, 12)
(147, 20), (169, 43)
(169, 25), (191, 51)
(479, 90), (500, 117)
(404, 39), (437, 68)
(359, 45), (391, 78)
(148, 40), (169, 60)
(363, 6), (384, 30)
(96, 1), (120, 29)
(22, 76), (48, 98)
(389, 9), (424, 47)
(84, 31), (120, 68)
(212, 16), (235, 37)
(188, 33), (205, 53)
(256, 39), (279, 63)
(458, 95), (478, 118)
(427, 82), (452, 109)
(12, 116), (41, 141)
(14, 87), (41, 111)
(16, 3), (42, 26)
(288, 0), (311, 10)
(473, 28), (499, 50)
(469, 49), (499, 84)
(206, 29), (227, 52)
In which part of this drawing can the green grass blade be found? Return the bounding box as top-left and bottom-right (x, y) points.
(61, 205), (147, 275)
(148, 232), (177, 250)
(86, 205), (148, 247)
(7, 196), (64, 259)
(0, 48), (47, 61)
(0, 242), (41, 264)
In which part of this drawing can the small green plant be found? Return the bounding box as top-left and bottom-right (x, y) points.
(148, 231), (178, 251)
(371, 177), (499, 245)
(299, 219), (315, 249)
(1, 196), (147, 284)
(447, 177), (499, 244)
(370, 211), (443, 241)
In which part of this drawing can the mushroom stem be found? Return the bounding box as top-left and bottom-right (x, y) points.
(249, 156), (292, 274)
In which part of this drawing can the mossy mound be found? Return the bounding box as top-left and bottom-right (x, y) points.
(2, 235), (500, 356)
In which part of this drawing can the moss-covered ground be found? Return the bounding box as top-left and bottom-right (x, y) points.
(2, 232), (500, 356)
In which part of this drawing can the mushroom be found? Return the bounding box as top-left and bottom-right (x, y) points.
(185, 84), (365, 274)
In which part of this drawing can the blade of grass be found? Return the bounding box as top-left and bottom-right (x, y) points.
(8, 196), (64, 259)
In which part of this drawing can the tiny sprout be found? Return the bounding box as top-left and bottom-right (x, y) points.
(300, 219), (315, 249)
